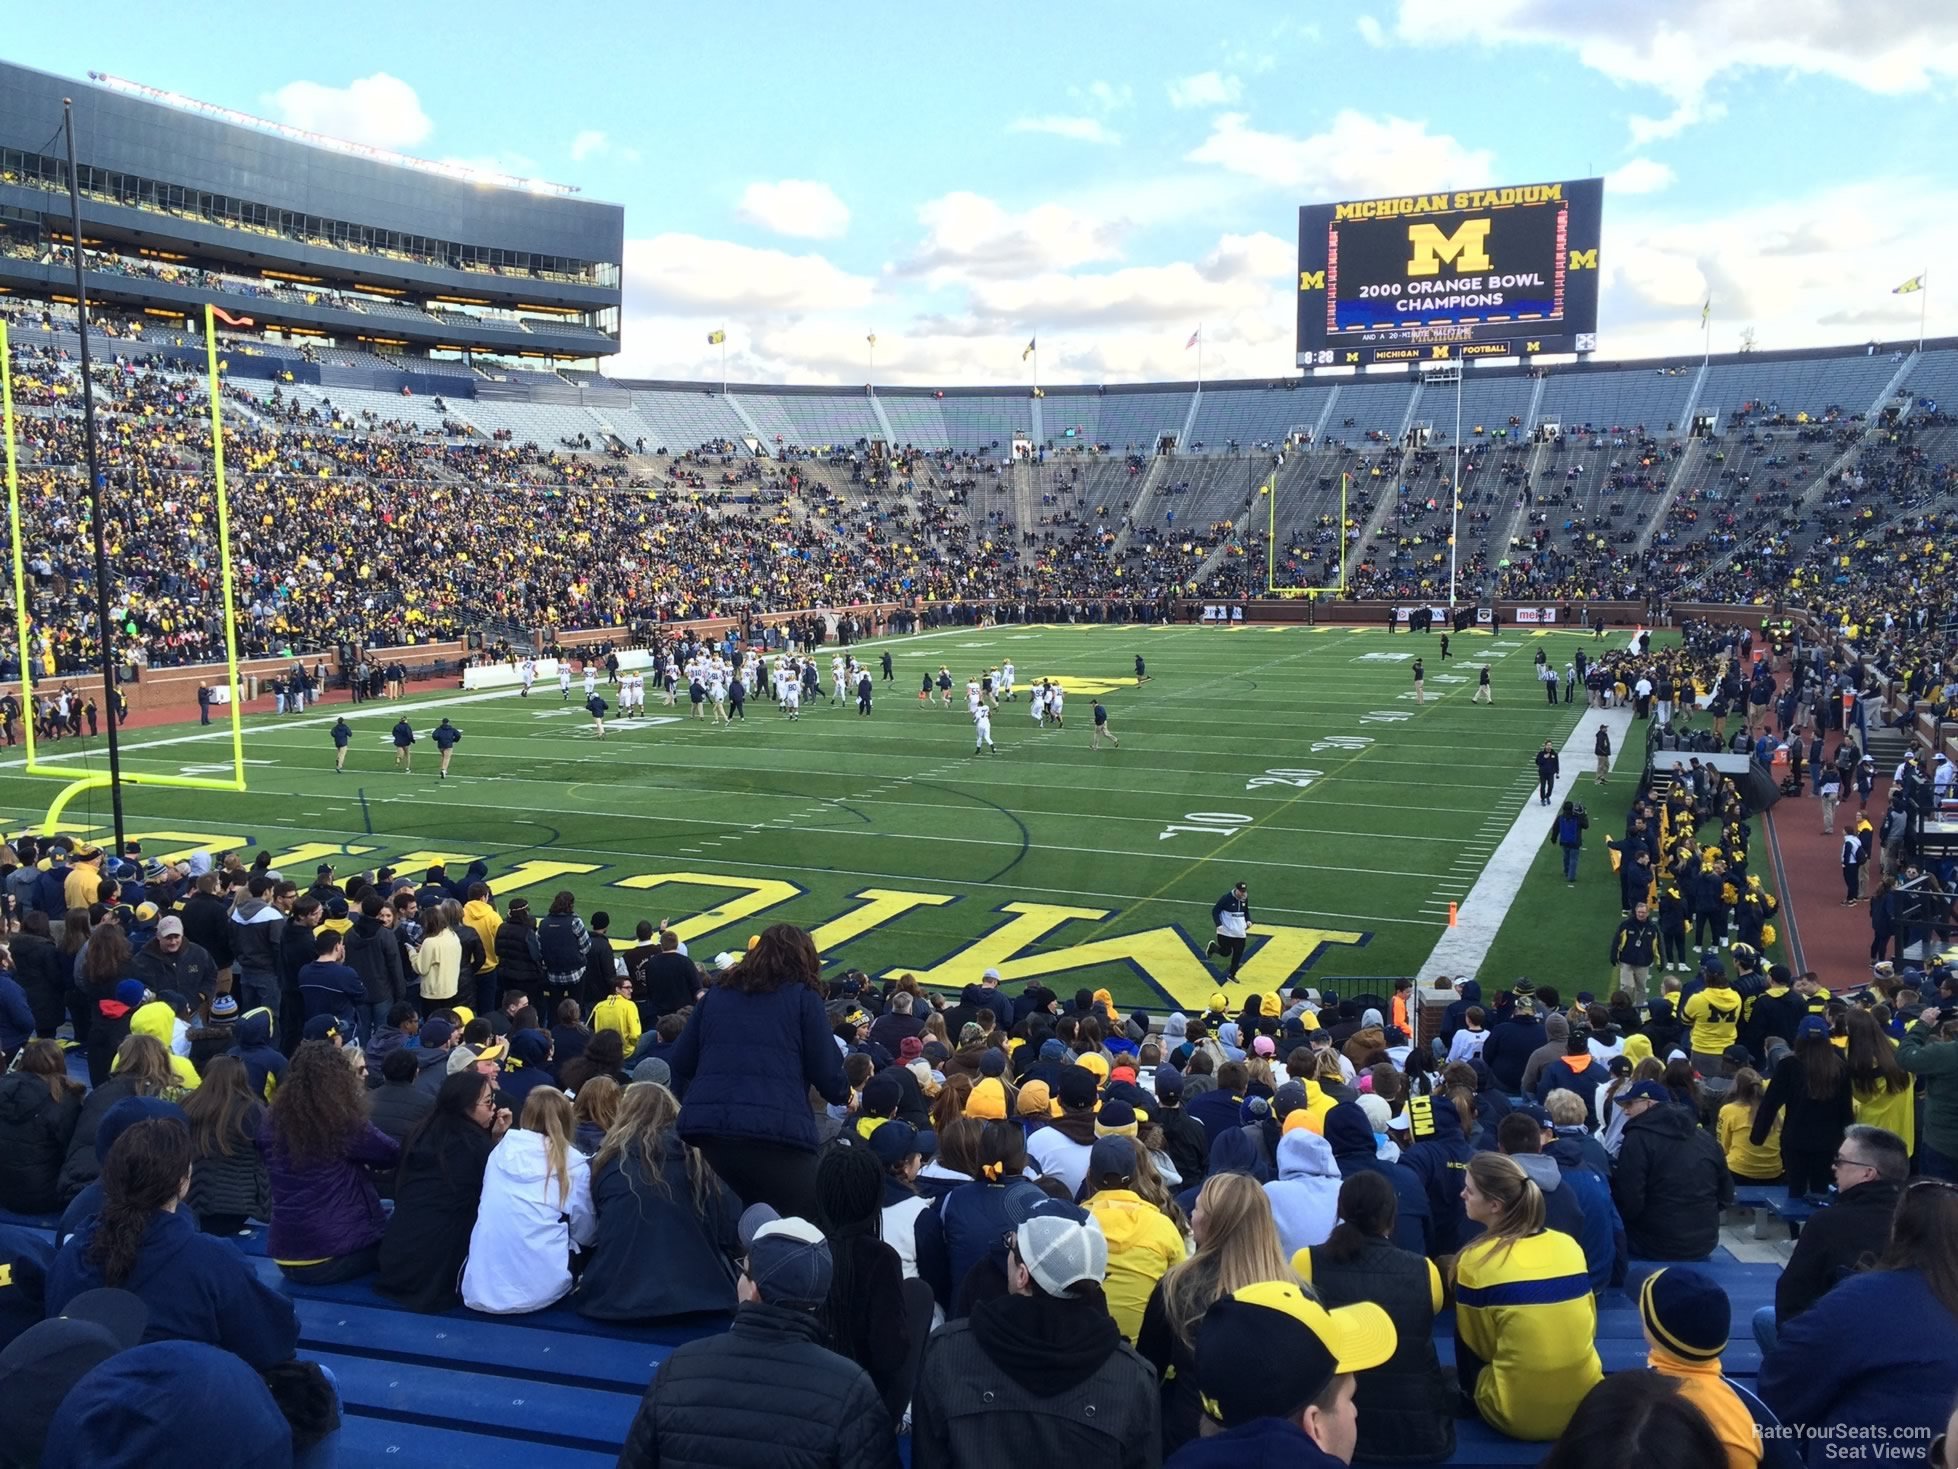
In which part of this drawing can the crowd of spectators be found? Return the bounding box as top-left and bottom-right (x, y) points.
(1, 817), (1956, 1465)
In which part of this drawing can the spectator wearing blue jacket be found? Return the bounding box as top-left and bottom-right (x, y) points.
(1482, 997), (1547, 1095)
(46, 1115), (299, 1370)
(669, 924), (850, 1218)
(296, 929), (364, 1036)
(1322, 1101), (1432, 1255)
(1761, 1180), (1958, 1466)
(1395, 1089), (1475, 1253)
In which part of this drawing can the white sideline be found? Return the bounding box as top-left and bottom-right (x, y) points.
(1415, 701), (1638, 984)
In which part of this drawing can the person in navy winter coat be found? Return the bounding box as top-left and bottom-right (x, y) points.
(1760, 1182), (1958, 1466)
(668, 924), (851, 1218)
(1322, 1101), (1431, 1255)
(46, 1115), (299, 1369)
(1394, 1091), (1474, 1253)
(1481, 1001), (1547, 1095)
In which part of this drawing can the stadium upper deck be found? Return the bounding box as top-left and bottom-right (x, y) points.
(0, 62), (623, 367)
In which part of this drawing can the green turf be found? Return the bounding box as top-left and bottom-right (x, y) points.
(0, 624), (1640, 1012)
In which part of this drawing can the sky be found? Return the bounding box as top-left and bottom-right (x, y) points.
(5, 1), (1956, 385)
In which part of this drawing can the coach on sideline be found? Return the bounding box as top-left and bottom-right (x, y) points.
(1206, 883), (1251, 982)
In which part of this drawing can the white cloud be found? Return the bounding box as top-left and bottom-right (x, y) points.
(1596, 177), (1953, 358)
(1604, 158), (1676, 195)
(1186, 110), (1495, 195)
(1628, 97), (1726, 145)
(264, 73), (432, 150)
(1008, 115), (1122, 145)
(736, 180), (852, 240)
(1356, 15), (1387, 46)
(900, 192), (1127, 279)
(1167, 71), (1243, 109)
(1390, 1), (1958, 139)
(1069, 80), (1134, 112)
(623, 234), (874, 315)
(570, 129), (609, 162)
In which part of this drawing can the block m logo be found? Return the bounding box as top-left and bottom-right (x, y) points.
(1299, 269), (1327, 291)
(1407, 218), (1492, 277)
(1567, 248), (1599, 270)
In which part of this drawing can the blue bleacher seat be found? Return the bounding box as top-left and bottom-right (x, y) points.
(337, 1414), (617, 1469)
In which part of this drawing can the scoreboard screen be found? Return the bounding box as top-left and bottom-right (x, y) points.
(1296, 177), (1602, 368)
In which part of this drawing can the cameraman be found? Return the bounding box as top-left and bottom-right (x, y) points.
(1900, 1001), (1958, 1181)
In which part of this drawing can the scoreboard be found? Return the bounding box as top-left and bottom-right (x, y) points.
(1296, 177), (1603, 368)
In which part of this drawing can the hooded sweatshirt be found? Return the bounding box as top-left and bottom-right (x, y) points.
(128, 1003), (202, 1092)
(1162, 1415), (1349, 1469)
(1520, 1014), (1572, 1096)
(1081, 1186), (1186, 1342)
(44, 1341), (295, 1469)
(1533, 1050), (1613, 1125)
(1323, 1101), (1431, 1255)
(1397, 1095), (1474, 1253)
(1262, 1129), (1341, 1257)
(227, 1008), (287, 1100)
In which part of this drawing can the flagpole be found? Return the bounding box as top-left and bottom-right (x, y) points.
(1920, 270), (1928, 353)
(720, 329), (727, 397)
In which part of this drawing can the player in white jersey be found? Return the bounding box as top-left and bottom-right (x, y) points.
(558, 662), (572, 700)
(631, 673), (647, 713)
(999, 661), (1016, 701)
(965, 679), (982, 715)
(520, 658), (537, 697)
(584, 667), (598, 700)
(782, 669), (802, 719)
(1047, 681), (1065, 728)
(709, 672), (729, 724)
(1030, 683), (1047, 725)
(973, 703), (996, 755)
(831, 657), (847, 705)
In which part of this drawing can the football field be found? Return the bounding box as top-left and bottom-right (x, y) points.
(0, 624), (1639, 1012)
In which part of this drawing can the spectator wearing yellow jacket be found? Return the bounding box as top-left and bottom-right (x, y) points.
(591, 975), (643, 1053)
(1639, 1267), (1761, 1469)
(1081, 1134), (1187, 1342)
(1451, 1152), (1600, 1441)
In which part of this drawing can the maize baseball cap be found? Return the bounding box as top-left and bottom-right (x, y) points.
(1195, 1281), (1397, 1429)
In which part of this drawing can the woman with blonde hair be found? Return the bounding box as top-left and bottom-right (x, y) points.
(577, 1082), (740, 1321)
(573, 1074), (621, 1154)
(1136, 1171), (1294, 1452)
(462, 1086), (595, 1313)
(1452, 1152), (1601, 1441)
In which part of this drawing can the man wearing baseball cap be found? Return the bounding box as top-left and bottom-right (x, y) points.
(128, 914), (218, 1009)
(616, 1204), (895, 1469)
(1612, 1079), (1732, 1260)
(912, 1198), (1158, 1466)
(1168, 1280), (1396, 1467)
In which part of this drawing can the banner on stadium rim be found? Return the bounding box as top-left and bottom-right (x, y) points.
(1393, 605), (1450, 624)
(1512, 607), (1559, 624)
(1475, 608), (1494, 624)
(1200, 605), (1246, 622)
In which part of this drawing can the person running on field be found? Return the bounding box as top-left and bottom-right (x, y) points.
(1207, 882), (1251, 980)
(332, 717), (352, 773)
(432, 718), (462, 779)
(1474, 665), (1492, 704)
(937, 667), (953, 710)
(1091, 698), (1119, 750)
(973, 701), (996, 755)
(588, 691), (608, 739)
(392, 716), (416, 772)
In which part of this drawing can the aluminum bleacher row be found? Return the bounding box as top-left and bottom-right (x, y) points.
(0, 1202), (1783, 1469)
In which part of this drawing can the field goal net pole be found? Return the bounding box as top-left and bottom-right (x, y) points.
(0, 302), (249, 839)
(1265, 467), (1347, 600)
(1418, 360), (1466, 611)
